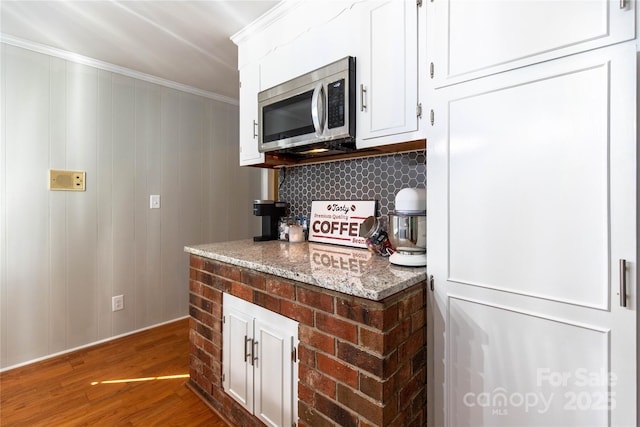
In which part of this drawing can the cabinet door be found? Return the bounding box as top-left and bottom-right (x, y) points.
(427, 42), (636, 427)
(259, 1), (359, 92)
(223, 299), (254, 412)
(253, 311), (298, 427)
(357, 0), (418, 147)
(239, 64), (264, 166)
(427, 0), (635, 88)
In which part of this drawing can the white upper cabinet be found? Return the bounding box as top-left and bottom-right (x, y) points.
(427, 0), (635, 88)
(259, 1), (359, 92)
(357, 0), (420, 147)
(239, 64), (264, 166)
(232, 0), (425, 165)
(234, 1), (359, 166)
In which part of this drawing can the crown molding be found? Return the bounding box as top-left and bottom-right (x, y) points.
(0, 33), (239, 106)
(230, 0), (302, 46)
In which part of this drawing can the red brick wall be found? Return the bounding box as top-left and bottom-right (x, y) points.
(188, 255), (427, 426)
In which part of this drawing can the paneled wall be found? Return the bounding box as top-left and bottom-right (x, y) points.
(0, 44), (262, 369)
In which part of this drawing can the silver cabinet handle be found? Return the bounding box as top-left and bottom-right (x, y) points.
(620, 0), (627, 9)
(360, 84), (367, 112)
(620, 259), (627, 307)
(244, 336), (252, 363)
(252, 340), (259, 367)
(252, 120), (258, 139)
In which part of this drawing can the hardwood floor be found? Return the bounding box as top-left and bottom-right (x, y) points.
(0, 318), (228, 426)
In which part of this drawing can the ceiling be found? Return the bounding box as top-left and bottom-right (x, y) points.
(0, 1), (279, 101)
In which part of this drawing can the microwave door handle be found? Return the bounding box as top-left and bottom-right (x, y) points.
(311, 83), (325, 136)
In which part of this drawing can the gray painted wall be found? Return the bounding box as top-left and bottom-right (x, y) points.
(0, 44), (261, 369)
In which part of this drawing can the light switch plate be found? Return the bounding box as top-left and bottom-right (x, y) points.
(49, 170), (86, 191)
(150, 195), (161, 209)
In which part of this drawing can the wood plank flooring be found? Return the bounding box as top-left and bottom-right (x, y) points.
(0, 318), (228, 426)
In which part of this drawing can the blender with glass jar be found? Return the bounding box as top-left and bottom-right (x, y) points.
(388, 188), (426, 266)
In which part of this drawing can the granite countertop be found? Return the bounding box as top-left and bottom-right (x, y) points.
(184, 239), (427, 301)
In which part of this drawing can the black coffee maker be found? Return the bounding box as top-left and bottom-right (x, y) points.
(253, 200), (287, 241)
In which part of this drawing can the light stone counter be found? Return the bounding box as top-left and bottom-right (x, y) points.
(184, 239), (426, 301)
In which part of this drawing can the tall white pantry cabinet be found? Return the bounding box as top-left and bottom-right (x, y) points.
(425, 1), (637, 427)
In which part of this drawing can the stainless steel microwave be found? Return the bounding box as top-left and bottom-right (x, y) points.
(258, 56), (356, 158)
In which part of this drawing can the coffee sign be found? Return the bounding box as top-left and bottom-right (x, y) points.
(309, 200), (376, 248)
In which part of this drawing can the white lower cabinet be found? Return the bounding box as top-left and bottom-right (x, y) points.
(223, 293), (298, 427)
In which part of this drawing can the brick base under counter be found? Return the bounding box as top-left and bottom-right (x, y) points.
(188, 255), (427, 427)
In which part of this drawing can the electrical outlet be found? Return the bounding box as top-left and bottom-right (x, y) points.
(112, 295), (124, 312)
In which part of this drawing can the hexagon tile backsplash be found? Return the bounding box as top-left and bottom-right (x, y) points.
(278, 150), (426, 219)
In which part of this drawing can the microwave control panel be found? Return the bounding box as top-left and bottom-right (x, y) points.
(327, 79), (345, 129)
